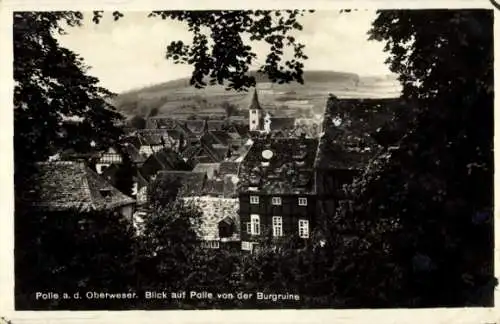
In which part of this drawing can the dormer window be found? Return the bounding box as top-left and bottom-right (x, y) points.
(298, 197), (308, 206)
(100, 188), (112, 198)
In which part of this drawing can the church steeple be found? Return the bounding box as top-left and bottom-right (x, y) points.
(248, 87), (263, 131)
(249, 88), (262, 111)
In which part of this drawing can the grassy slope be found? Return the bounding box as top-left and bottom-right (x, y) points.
(112, 71), (401, 119)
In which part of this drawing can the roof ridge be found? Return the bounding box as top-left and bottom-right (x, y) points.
(81, 163), (98, 210)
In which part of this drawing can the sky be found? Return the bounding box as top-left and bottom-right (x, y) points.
(56, 10), (394, 94)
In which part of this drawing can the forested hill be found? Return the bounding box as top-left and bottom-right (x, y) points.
(111, 70), (401, 119)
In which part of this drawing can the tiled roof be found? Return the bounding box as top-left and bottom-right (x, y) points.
(137, 130), (167, 146)
(122, 135), (142, 149)
(193, 163), (220, 179)
(270, 117), (296, 130)
(211, 146), (230, 161)
(314, 96), (404, 170)
(207, 120), (225, 131)
(209, 130), (232, 146)
(202, 178), (225, 196)
(135, 170), (149, 190)
(178, 120), (207, 134)
(101, 163), (120, 182)
(233, 124), (249, 137)
(147, 117), (177, 129)
(21, 161), (135, 212)
(238, 137), (319, 194)
(173, 122), (194, 136)
(219, 161), (240, 176)
(192, 162), (240, 196)
(123, 143), (147, 164)
(200, 132), (219, 147)
(181, 145), (203, 161)
(156, 171), (207, 197)
(140, 148), (190, 180)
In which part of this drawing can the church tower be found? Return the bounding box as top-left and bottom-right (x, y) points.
(248, 88), (263, 131)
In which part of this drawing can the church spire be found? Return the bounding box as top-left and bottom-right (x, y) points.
(248, 88), (262, 110)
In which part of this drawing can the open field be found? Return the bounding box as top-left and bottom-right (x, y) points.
(112, 71), (402, 119)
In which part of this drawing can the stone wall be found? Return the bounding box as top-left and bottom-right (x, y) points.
(182, 197), (240, 241)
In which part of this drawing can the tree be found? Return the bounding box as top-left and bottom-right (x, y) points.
(128, 115), (146, 130)
(15, 207), (138, 310)
(147, 175), (182, 209)
(113, 146), (135, 196)
(93, 10), (312, 91)
(14, 12), (124, 167)
(328, 9), (494, 307)
(222, 101), (238, 119)
(148, 106), (160, 118)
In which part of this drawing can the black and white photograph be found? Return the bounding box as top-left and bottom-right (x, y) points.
(3, 3), (497, 317)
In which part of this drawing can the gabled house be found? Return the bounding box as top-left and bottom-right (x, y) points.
(156, 170), (207, 198)
(192, 161), (240, 198)
(237, 137), (319, 251)
(122, 142), (148, 166)
(314, 95), (407, 221)
(207, 120), (225, 131)
(137, 132), (166, 157)
(19, 161), (136, 221)
(95, 147), (122, 174)
(193, 163), (221, 180)
(210, 130), (246, 151)
(146, 117), (177, 129)
(180, 140), (229, 166)
(179, 120), (207, 136)
(153, 168), (241, 250)
(140, 148), (192, 183)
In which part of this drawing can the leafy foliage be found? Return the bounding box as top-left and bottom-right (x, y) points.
(91, 10), (312, 91)
(14, 9), (495, 310)
(147, 174), (182, 209)
(222, 101), (238, 118)
(128, 115), (146, 130)
(324, 9), (495, 307)
(15, 207), (137, 310)
(112, 146), (135, 196)
(13, 12), (124, 166)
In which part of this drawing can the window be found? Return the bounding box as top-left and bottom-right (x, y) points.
(250, 214), (260, 235)
(298, 197), (308, 206)
(298, 219), (309, 238)
(272, 216), (283, 237)
(246, 222), (252, 234)
(271, 197), (282, 205)
(201, 241), (220, 249)
(250, 195), (259, 204)
(242, 241), (253, 251)
(202, 241), (220, 249)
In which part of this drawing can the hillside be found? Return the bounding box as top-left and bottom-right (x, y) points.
(112, 70), (402, 119)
